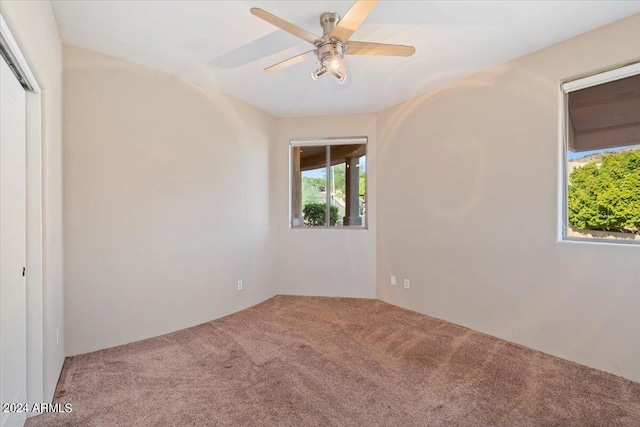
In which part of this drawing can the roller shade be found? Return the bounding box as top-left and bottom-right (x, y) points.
(566, 70), (640, 152)
(290, 137), (367, 146)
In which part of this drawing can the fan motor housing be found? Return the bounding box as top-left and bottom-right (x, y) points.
(316, 41), (344, 62)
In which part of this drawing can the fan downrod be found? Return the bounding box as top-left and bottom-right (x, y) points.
(320, 12), (340, 37)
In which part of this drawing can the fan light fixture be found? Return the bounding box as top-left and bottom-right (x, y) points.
(326, 54), (342, 71)
(313, 39), (348, 83)
(311, 66), (328, 81)
(324, 52), (347, 83)
(313, 54), (347, 83)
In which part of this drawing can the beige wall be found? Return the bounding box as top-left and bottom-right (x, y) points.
(274, 115), (376, 298)
(63, 46), (277, 355)
(376, 14), (640, 382)
(0, 0), (65, 402)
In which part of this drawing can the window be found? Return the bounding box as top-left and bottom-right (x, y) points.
(290, 137), (367, 228)
(562, 63), (640, 243)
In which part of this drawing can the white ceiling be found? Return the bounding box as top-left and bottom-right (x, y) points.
(51, 1), (640, 118)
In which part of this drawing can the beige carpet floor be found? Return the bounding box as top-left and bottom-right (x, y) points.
(27, 295), (640, 426)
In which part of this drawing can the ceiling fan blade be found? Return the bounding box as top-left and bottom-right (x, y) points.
(346, 41), (415, 57)
(251, 8), (320, 45)
(330, 0), (379, 42)
(265, 50), (315, 72)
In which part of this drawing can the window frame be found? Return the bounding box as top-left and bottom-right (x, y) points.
(289, 136), (368, 230)
(560, 61), (640, 245)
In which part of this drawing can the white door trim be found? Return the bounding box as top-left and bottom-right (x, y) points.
(0, 14), (44, 411)
(0, 16), (40, 93)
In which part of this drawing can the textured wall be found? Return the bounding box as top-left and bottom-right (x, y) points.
(376, 14), (640, 382)
(63, 46), (277, 355)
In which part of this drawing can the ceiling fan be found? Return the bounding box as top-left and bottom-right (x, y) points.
(250, 0), (415, 84)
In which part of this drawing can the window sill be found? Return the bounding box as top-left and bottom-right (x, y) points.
(289, 226), (369, 231)
(559, 236), (640, 247)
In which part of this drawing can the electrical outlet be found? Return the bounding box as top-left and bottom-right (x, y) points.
(403, 279), (410, 289)
(237, 280), (243, 291)
(391, 276), (396, 285)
